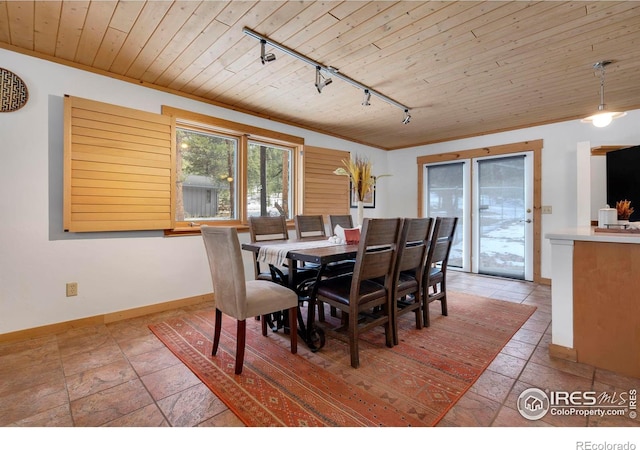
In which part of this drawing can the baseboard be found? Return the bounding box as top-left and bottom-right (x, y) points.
(539, 277), (551, 286)
(0, 293), (214, 344)
(549, 343), (577, 362)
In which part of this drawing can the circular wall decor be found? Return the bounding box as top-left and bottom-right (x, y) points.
(1, 67), (29, 112)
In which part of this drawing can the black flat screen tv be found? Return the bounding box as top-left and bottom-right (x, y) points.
(606, 145), (640, 222)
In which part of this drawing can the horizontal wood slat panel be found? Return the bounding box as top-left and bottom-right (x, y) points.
(71, 125), (171, 149)
(71, 195), (170, 205)
(70, 178), (169, 191)
(72, 160), (170, 177)
(72, 135), (170, 155)
(71, 187), (169, 198)
(68, 220), (172, 233)
(64, 95), (175, 232)
(303, 146), (350, 216)
(72, 169), (169, 185)
(71, 204), (170, 213)
(71, 212), (169, 221)
(72, 109), (170, 134)
(71, 150), (171, 169)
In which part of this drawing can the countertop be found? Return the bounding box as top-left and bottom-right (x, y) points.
(546, 226), (640, 244)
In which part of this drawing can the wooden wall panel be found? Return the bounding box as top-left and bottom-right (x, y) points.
(64, 96), (174, 232)
(302, 146), (350, 219)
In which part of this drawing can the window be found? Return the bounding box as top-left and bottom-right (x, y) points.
(176, 128), (238, 221)
(247, 141), (293, 219)
(164, 106), (304, 229)
(65, 100), (350, 234)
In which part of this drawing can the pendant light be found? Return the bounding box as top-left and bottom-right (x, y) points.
(581, 61), (626, 127)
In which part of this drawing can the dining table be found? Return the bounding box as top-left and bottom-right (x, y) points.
(241, 237), (358, 351)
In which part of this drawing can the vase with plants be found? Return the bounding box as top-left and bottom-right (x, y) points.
(616, 199), (634, 224)
(333, 154), (389, 226)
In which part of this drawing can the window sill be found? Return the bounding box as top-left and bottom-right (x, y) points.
(164, 224), (251, 237)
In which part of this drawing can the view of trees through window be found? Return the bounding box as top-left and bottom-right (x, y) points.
(176, 128), (237, 221)
(247, 141), (292, 219)
(176, 127), (293, 223)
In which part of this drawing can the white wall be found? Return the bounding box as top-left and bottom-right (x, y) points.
(0, 49), (386, 335)
(2, 47), (639, 335)
(385, 111), (640, 280)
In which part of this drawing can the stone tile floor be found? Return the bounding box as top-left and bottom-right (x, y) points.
(1, 272), (638, 429)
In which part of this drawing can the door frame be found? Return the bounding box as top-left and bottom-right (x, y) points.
(417, 140), (543, 283)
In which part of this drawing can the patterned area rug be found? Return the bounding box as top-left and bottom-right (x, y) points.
(149, 292), (535, 426)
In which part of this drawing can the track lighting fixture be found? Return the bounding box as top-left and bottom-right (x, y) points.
(315, 66), (332, 93)
(402, 109), (411, 125)
(243, 27), (411, 124)
(362, 89), (371, 106)
(581, 60), (626, 127)
(260, 39), (276, 64)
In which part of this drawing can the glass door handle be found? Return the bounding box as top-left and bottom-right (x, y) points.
(520, 219), (532, 223)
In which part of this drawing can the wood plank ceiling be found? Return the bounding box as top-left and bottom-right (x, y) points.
(1, 1), (640, 150)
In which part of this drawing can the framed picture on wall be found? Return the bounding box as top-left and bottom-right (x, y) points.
(350, 181), (376, 208)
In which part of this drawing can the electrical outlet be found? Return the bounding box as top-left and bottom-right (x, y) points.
(541, 205), (552, 214)
(66, 282), (78, 297)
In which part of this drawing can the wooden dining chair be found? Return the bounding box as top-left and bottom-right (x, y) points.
(201, 226), (298, 375)
(294, 214), (327, 238)
(294, 214), (353, 321)
(391, 217), (433, 345)
(316, 217), (402, 368)
(423, 216), (458, 327)
(329, 214), (354, 235)
(248, 215), (290, 283)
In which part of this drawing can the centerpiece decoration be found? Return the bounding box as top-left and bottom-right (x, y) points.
(333, 155), (389, 226)
(616, 199), (634, 223)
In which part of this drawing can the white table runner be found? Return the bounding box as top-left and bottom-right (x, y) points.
(257, 240), (340, 267)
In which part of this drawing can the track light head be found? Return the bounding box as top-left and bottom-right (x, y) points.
(402, 109), (411, 125)
(315, 66), (332, 93)
(362, 89), (371, 106)
(260, 39), (276, 64)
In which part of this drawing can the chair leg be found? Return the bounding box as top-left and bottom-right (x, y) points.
(441, 281), (448, 316)
(288, 306), (298, 354)
(212, 308), (222, 356)
(392, 299), (399, 346)
(423, 286), (431, 328)
(261, 314), (268, 336)
(384, 299), (394, 348)
(424, 302), (431, 328)
(235, 319), (246, 375)
(415, 307), (423, 330)
(349, 310), (359, 368)
(317, 300), (326, 321)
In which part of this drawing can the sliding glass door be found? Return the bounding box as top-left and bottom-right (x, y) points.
(473, 154), (533, 280)
(423, 152), (533, 281)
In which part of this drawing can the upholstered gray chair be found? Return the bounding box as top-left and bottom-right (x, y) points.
(201, 225), (298, 374)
